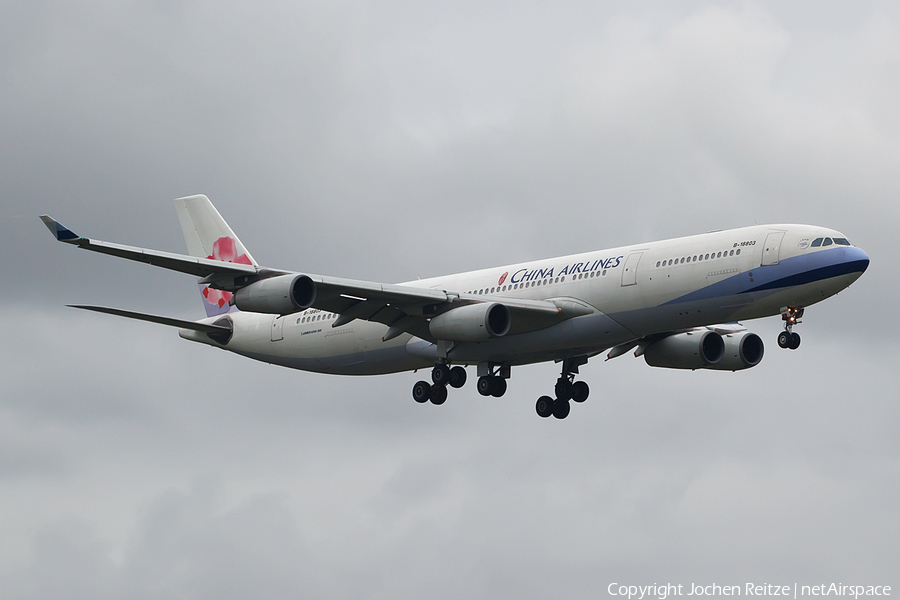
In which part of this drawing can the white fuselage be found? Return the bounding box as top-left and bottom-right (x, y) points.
(180, 224), (869, 375)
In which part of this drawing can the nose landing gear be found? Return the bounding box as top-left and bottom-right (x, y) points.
(778, 307), (803, 350)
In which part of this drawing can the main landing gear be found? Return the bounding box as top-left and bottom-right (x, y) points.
(412, 362), (511, 405)
(412, 363), (468, 405)
(535, 356), (590, 420)
(412, 358), (591, 420)
(777, 307), (804, 350)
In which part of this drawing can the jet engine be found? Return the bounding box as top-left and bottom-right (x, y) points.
(429, 302), (511, 342)
(704, 332), (764, 371)
(233, 274), (316, 314)
(643, 330), (725, 370)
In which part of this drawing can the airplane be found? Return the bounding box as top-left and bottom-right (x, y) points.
(41, 195), (869, 419)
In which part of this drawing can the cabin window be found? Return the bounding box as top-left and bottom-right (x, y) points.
(736, 249), (741, 255)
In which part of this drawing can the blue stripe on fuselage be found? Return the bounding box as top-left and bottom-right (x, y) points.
(664, 246), (869, 306)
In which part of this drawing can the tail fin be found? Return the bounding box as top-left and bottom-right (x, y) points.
(173, 194), (256, 317)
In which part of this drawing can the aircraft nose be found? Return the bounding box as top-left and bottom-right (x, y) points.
(844, 246), (870, 274)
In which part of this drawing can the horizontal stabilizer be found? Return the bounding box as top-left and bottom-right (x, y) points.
(68, 305), (231, 334)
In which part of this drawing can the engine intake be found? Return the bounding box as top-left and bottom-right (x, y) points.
(644, 331), (725, 370)
(429, 302), (510, 342)
(704, 332), (764, 371)
(233, 274), (316, 314)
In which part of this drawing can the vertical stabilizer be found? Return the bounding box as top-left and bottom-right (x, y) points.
(173, 194), (257, 317)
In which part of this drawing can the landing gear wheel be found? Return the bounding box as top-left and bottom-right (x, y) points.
(491, 377), (507, 398)
(552, 399), (571, 419)
(477, 376), (494, 396)
(571, 381), (589, 403)
(448, 366), (467, 389)
(536, 396), (554, 418)
(431, 364), (451, 386)
(789, 332), (801, 350)
(555, 378), (573, 402)
(777, 330), (792, 349)
(430, 384), (448, 405)
(412, 380), (431, 403)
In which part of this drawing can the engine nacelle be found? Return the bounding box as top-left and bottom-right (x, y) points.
(429, 302), (511, 342)
(644, 330), (725, 370)
(704, 332), (764, 371)
(233, 274), (316, 314)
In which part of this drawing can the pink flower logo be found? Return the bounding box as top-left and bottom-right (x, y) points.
(208, 237), (252, 266)
(203, 237), (252, 308)
(498, 271), (508, 286)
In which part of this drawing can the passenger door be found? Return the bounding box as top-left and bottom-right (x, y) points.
(762, 232), (785, 266)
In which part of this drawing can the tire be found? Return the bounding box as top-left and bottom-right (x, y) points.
(448, 366), (467, 389)
(777, 331), (792, 349)
(477, 376), (494, 396)
(432, 364), (450, 385)
(430, 384), (448, 405)
(412, 380), (431, 403)
(555, 378), (573, 402)
(789, 332), (801, 350)
(491, 377), (507, 398)
(536, 396), (554, 418)
(552, 399), (571, 419)
(571, 381), (589, 403)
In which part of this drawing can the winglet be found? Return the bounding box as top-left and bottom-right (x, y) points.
(39, 215), (81, 242)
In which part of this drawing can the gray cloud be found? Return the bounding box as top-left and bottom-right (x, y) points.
(1, 1), (898, 598)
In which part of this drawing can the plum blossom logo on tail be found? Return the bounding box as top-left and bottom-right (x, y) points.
(202, 237), (253, 314)
(498, 272), (508, 286)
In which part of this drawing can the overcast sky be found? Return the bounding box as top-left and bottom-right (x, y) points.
(1, 1), (898, 598)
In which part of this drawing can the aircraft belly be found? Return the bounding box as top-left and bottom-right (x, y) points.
(610, 270), (863, 336)
(447, 312), (635, 365)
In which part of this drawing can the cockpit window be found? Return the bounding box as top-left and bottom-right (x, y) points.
(811, 238), (823, 247)
(833, 238), (851, 246)
(822, 237), (833, 246)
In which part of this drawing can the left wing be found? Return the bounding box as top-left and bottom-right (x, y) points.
(41, 214), (583, 342)
(40, 215), (267, 279)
